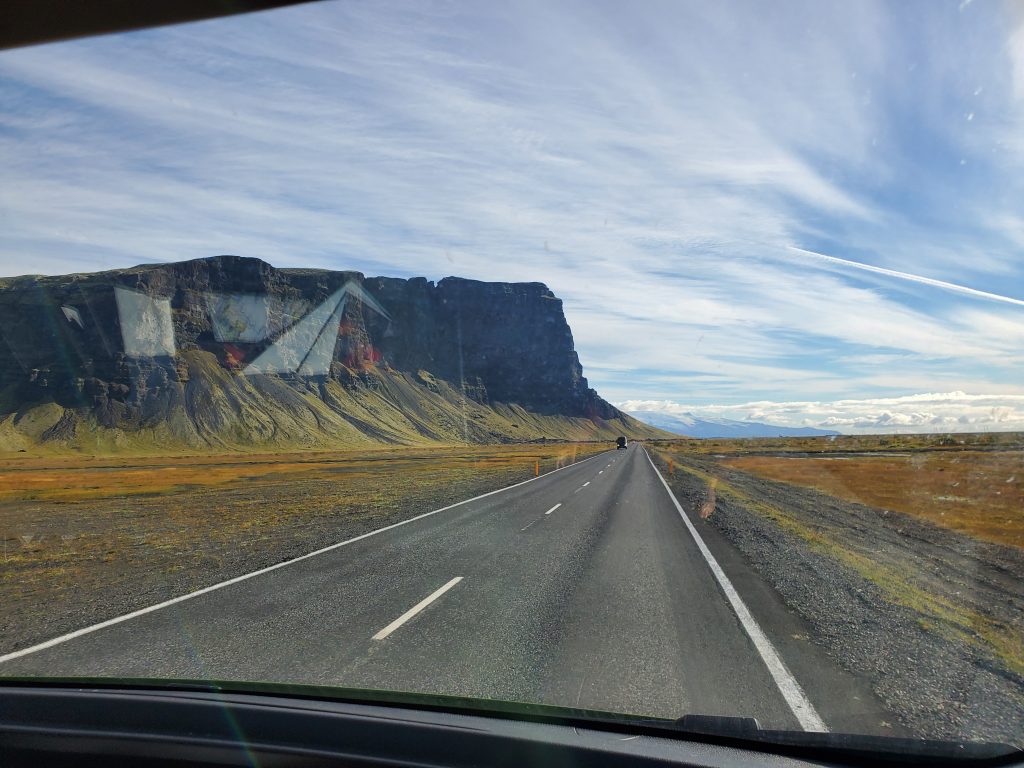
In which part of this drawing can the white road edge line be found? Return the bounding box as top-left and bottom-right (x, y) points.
(642, 447), (828, 733)
(372, 577), (463, 640)
(544, 503), (561, 515)
(0, 450), (611, 665)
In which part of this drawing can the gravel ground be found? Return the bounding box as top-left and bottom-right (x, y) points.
(653, 452), (1024, 746)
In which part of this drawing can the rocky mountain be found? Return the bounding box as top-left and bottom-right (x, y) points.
(0, 256), (664, 452)
(625, 410), (839, 439)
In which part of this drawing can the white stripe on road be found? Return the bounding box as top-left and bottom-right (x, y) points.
(642, 447), (828, 733)
(544, 503), (561, 515)
(583, 481), (590, 487)
(0, 451), (611, 665)
(372, 577), (463, 640)
(599, 470), (604, 474)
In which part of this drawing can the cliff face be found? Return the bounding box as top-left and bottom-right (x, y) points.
(0, 256), (658, 452)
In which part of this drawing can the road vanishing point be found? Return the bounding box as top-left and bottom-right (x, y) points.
(0, 445), (895, 733)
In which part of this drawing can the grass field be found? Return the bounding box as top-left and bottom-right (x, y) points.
(648, 430), (1024, 456)
(0, 444), (595, 503)
(722, 450), (1023, 548)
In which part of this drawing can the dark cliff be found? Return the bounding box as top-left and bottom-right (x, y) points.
(0, 256), (661, 451)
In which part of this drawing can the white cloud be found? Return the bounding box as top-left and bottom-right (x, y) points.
(618, 392), (1024, 434)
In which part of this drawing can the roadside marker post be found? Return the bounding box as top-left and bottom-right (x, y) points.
(535, 460), (539, 477)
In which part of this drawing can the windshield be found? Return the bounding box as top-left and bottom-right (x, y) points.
(1, 0), (1022, 759)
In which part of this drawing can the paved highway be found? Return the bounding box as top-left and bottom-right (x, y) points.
(0, 444), (894, 732)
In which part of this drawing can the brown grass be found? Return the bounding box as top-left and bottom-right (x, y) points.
(649, 431), (1024, 456)
(722, 451), (1024, 548)
(0, 444), (594, 503)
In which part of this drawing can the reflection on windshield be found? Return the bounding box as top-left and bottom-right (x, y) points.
(0, 0), (1022, 759)
(112, 280), (391, 375)
(242, 282), (390, 376)
(114, 287), (175, 358)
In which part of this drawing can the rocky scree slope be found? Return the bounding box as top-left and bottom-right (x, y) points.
(0, 256), (661, 451)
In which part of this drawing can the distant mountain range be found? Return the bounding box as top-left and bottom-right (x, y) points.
(625, 410), (839, 439)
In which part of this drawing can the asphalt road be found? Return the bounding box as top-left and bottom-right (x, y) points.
(0, 444), (896, 733)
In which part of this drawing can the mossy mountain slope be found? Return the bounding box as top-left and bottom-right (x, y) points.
(0, 256), (665, 453)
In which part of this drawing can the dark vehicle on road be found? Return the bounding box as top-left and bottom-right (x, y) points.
(617, 436), (628, 450)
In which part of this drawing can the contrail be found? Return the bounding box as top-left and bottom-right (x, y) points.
(787, 246), (1024, 308)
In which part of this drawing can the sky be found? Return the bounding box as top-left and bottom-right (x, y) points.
(1, 0), (1023, 433)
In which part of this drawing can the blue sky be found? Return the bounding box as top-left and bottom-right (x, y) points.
(1, 0), (1023, 432)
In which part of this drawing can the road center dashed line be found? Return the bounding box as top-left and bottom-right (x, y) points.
(372, 577), (463, 640)
(544, 503), (561, 515)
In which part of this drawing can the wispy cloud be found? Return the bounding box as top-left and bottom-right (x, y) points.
(786, 247), (1024, 307)
(1, 0), (1022, 427)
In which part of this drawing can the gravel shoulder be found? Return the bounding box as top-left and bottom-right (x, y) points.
(650, 449), (1024, 746)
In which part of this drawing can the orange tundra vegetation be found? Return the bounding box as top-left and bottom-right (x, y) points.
(0, 444), (596, 504)
(723, 450), (1024, 548)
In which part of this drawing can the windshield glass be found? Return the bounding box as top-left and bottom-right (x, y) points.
(1, 0), (1022, 758)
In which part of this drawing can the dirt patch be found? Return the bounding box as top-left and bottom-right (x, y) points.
(0, 443), (605, 656)
(650, 446), (1024, 746)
